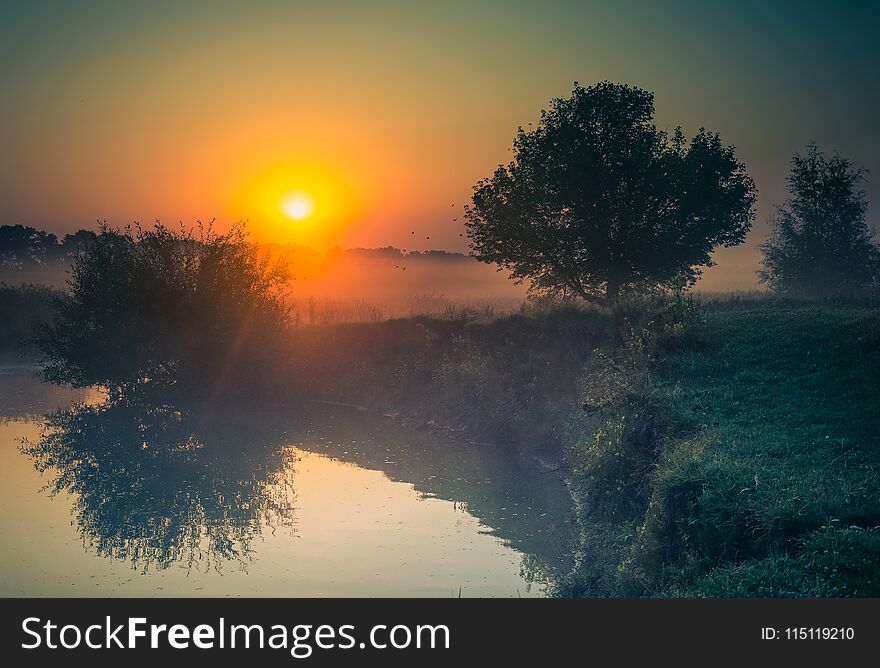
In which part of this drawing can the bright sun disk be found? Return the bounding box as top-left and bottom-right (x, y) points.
(281, 191), (315, 221)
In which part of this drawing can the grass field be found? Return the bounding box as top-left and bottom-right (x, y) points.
(562, 300), (880, 596)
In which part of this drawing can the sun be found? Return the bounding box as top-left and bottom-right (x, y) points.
(232, 161), (362, 247)
(281, 191), (315, 221)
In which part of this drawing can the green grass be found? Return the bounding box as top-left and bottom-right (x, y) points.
(563, 301), (880, 596)
(662, 306), (880, 523)
(675, 527), (880, 597)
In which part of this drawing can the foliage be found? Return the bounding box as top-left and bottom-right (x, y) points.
(677, 527), (880, 597)
(33, 222), (291, 398)
(465, 81), (756, 305)
(759, 144), (880, 297)
(293, 305), (614, 447)
(572, 413), (660, 523)
(0, 224), (58, 268)
(0, 224), (96, 268)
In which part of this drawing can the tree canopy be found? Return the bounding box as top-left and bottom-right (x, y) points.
(759, 144), (879, 297)
(465, 82), (757, 304)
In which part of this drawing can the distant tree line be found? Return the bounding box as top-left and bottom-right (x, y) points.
(1, 226), (474, 272)
(0, 224), (97, 269)
(326, 246), (471, 261)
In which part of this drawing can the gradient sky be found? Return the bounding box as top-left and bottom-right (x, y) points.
(1, 1), (878, 286)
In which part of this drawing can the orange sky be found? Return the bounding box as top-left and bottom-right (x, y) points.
(1, 1), (878, 290)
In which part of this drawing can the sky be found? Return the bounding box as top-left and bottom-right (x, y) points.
(1, 0), (878, 289)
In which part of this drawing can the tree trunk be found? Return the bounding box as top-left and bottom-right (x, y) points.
(568, 282), (599, 306)
(604, 277), (621, 306)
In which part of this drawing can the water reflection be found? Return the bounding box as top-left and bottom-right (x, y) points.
(0, 366), (95, 421)
(22, 398), (296, 572)
(16, 384), (574, 591)
(286, 408), (576, 572)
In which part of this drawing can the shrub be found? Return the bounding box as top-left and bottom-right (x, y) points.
(34, 222), (291, 399)
(571, 410), (664, 523)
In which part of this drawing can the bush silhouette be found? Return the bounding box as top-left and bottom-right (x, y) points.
(34, 222), (291, 398)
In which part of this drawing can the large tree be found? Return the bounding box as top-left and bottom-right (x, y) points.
(759, 144), (879, 297)
(465, 82), (756, 304)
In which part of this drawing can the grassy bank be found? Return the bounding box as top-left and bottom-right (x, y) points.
(291, 304), (613, 449)
(560, 300), (880, 597)
(292, 294), (880, 596)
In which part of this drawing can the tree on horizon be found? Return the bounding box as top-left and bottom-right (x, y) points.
(465, 81), (757, 305)
(759, 144), (879, 297)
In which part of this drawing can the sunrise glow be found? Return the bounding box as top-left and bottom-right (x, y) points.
(281, 191), (315, 221)
(231, 162), (362, 248)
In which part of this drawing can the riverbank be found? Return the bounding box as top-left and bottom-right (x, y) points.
(291, 296), (880, 596)
(290, 304), (615, 451)
(558, 299), (880, 597)
(4, 281), (878, 596)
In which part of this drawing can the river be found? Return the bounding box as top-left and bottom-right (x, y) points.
(0, 369), (573, 597)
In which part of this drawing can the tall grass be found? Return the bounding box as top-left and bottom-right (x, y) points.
(290, 304), (614, 448)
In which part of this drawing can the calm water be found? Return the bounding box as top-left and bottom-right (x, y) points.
(0, 370), (573, 597)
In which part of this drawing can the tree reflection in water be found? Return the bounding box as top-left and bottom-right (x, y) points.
(18, 390), (576, 592)
(21, 397), (296, 573)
